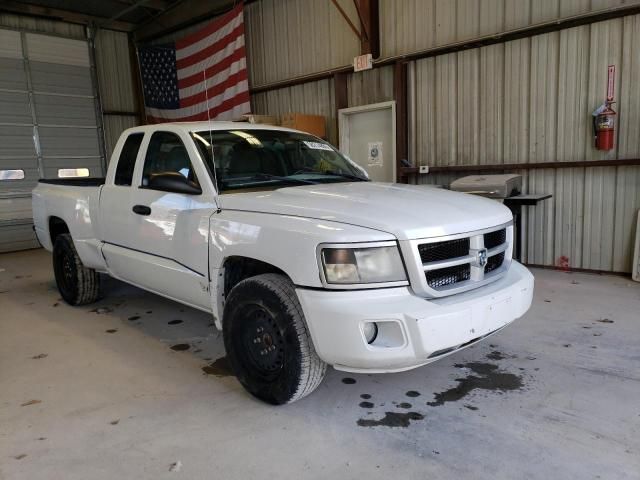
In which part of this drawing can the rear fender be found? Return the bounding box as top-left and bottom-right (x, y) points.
(32, 184), (106, 271)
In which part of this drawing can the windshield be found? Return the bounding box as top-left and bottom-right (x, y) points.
(191, 129), (368, 192)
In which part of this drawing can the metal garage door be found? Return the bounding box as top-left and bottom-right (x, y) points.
(0, 28), (105, 252)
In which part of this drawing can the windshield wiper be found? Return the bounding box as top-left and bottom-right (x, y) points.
(244, 173), (317, 186)
(319, 170), (368, 182)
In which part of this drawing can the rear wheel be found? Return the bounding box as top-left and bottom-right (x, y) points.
(223, 273), (327, 404)
(52, 233), (100, 305)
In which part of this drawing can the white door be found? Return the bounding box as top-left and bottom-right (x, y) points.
(101, 130), (217, 311)
(338, 101), (396, 183)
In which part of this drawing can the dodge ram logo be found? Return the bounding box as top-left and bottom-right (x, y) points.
(477, 248), (488, 268)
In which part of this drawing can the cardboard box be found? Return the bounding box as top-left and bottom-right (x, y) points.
(234, 114), (278, 125)
(281, 113), (326, 139)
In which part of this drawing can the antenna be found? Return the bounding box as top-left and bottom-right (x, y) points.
(203, 68), (221, 202)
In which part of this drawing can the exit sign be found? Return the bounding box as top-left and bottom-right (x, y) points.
(353, 53), (373, 72)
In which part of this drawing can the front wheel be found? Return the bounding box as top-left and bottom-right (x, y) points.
(223, 274), (327, 404)
(52, 233), (100, 305)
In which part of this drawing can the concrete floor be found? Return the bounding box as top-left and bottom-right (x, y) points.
(1, 249), (639, 480)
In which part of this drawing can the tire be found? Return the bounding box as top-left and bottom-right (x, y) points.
(52, 233), (100, 306)
(223, 273), (327, 405)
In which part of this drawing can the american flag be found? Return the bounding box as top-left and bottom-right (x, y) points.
(138, 3), (250, 123)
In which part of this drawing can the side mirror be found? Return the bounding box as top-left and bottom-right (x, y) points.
(147, 172), (202, 195)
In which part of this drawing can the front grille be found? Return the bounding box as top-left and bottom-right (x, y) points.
(418, 238), (469, 263)
(415, 224), (511, 296)
(484, 228), (506, 249)
(425, 264), (471, 289)
(485, 252), (505, 274)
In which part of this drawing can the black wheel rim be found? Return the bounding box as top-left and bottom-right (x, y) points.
(53, 246), (75, 299)
(238, 304), (285, 376)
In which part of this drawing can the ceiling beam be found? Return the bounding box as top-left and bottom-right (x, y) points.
(330, 0), (380, 57)
(0, 1), (136, 32)
(112, 0), (172, 11)
(107, 0), (154, 23)
(134, 0), (235, 42)
(354, 0), (379, 58)
(330, 0), (363, 41)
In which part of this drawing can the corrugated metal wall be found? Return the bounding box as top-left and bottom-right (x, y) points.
(245, 0), (360, 86)
(250, 65), (395, 145)
(245, 0), (395, 145)
(0, 12), (85, 39)
(412, 15), (640, 273)
(94, 29), (139, 161)
(251, 78), (337, 143)
(380, 0), (629, 58)
(347, 65), (394, 106)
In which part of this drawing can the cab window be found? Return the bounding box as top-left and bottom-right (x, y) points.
(141, 131), (199, 188)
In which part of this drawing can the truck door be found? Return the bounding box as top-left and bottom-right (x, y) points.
(101, 130), (217, 311)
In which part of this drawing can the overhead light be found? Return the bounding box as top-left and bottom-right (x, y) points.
(192, 132), (210, 147)
(230, 130), (262, 146)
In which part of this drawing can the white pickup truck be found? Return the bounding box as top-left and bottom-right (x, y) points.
(33, 122), (534, 404)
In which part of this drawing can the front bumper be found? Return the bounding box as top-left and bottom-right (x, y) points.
(296, 261), (534, 373)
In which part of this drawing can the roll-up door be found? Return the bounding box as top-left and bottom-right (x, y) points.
(0, 29), (105, 252)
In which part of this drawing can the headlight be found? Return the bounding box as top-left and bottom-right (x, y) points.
(320, 243), (407, 285)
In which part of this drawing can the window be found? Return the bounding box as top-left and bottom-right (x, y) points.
(142, 131), (199, 188)
(115, 133), (144, 186)
(58, 168), (89, 178)
(190, 129), (368, 192)
(0, 169), (25, 180)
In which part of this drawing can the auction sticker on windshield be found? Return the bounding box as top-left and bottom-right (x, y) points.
(303, 141), (334, 151)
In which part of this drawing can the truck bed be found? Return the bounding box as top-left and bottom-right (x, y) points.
(38, 178), (106, 187)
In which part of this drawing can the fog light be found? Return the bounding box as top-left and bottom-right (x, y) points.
(363, 322), (378, 344)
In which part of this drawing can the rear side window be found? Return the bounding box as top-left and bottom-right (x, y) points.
(115, 133), (144, 186)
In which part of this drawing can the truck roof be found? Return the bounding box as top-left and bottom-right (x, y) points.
(124, 121), (301, 135)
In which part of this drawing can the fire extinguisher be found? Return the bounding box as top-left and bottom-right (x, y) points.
(593, 102), (616, 151)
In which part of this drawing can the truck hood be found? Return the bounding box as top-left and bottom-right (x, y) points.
(218, 182), (513, 240)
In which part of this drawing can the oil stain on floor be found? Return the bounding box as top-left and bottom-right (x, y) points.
(358, 361), (523, 426)
(485, 350), (508, 360)
(357, 411), (425, 428)
(202, 356), (233, 377)
(427, 362), (523, 407)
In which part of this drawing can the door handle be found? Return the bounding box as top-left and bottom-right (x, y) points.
(132, 205), (151, 216)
